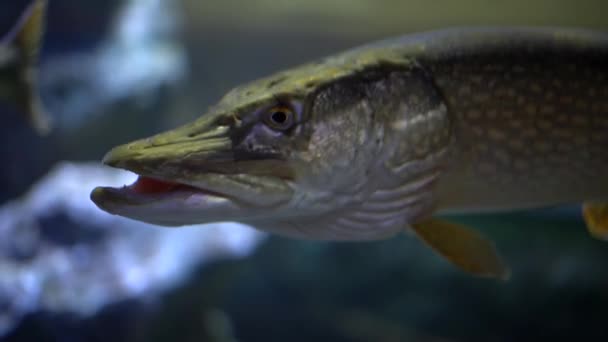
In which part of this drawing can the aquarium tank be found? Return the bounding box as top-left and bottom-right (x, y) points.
(0, 0), (607, 341)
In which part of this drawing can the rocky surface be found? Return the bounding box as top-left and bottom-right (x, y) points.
(0, 162), (263, 337)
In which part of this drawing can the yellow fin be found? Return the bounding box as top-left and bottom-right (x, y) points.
(583, 202), (608, 241)
(411, 219), (510, 280)
(14, 0), (51, 135)
(16, 0), (46, 63)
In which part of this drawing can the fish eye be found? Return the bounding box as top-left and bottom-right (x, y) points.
(264, 105), (295, 130)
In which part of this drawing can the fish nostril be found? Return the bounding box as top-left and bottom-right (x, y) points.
(215, 114), (239, 127)
(142, 138), (154, 147)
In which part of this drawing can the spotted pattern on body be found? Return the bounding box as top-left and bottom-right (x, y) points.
(429, 54), (608, 207)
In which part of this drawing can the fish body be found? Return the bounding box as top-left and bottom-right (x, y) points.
(92, 28), (608, 278)
(391, 28), (608, 212)
(0, 0), (49, 135)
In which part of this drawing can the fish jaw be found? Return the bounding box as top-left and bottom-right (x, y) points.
(90, 180), (237, 226)
(90, 117), (296, 226)
(91, 161), (296, 226)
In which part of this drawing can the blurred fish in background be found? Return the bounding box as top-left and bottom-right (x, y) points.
(0, 0), (607, 342)
(0, 0), (50, 135)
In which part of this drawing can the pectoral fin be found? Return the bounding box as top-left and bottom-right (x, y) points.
(583, 202), (608, 241)
(410, 219), (510, 280)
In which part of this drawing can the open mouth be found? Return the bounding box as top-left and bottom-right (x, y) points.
(90, 174), (230, 210)
(90, 172), (246, 226)
(129, 176), (196, 194)
(127, 176), (228, 198)
(91, 136), (296, 213)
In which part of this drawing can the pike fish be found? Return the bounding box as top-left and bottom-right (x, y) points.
(91, 28), (608, 279)
(0, 0), (49, 135)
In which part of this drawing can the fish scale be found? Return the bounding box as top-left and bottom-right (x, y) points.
(429, 51), (608, 210)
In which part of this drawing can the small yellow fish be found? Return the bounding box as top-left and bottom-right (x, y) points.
(0, 0), (50, 135)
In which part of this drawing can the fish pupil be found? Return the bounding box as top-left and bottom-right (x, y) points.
(271, 111), (288, 124)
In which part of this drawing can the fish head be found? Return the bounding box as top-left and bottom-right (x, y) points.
(90, 47), (453, 241)
(90, 54), (405, 229)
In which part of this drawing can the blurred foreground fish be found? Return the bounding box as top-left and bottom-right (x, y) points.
(91, 28), (608, 279)
(0, 0), (50, 135)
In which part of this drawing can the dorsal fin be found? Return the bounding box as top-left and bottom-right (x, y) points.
(3, 0), (46, 59)
(16, 0), (47, 63)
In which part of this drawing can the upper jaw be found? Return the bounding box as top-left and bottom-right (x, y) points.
(96, 112), (235, 188)
(100, 123), (234, 175)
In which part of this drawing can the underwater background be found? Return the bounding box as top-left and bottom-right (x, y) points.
(1, 0), (607, 341)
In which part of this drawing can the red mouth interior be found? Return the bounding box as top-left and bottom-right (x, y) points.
(130, 176), (187, 194)
(127, 176), (226, 198)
